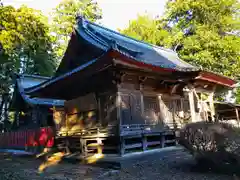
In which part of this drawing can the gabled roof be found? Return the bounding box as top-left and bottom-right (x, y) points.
(10, 74), (64, 110)
(75, 16), (198, 71)
(56, 17), (236, 87)
(27, 17), (236, 99)
(26, 48), (201, 99)
(56, 16), (199, 76)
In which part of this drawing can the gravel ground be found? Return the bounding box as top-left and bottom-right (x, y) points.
(0, 149), (235, 180)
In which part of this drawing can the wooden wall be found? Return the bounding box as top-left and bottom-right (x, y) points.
(13, 106), (55, 130)
(117, 73), (191, 129)
(63, 93), (98, 132)
(98, 90), (118, 127)
(60, 89), (118, 135)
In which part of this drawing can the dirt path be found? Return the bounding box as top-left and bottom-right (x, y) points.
(0, 149), (234, 180)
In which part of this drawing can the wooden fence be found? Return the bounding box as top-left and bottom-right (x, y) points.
(0, 127), (55, 152)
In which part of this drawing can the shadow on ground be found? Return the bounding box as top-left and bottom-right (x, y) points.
(0, 147), (237, 180)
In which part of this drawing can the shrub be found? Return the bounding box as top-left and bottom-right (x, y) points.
(178, 122), (240, 166)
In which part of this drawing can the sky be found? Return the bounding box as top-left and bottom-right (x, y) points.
(3, 0), (167, 30)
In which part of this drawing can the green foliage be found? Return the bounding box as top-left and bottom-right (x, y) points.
(0, 5), (57, 93)
(235, 88), (240, 103)
(121, 0), (240, 100)
(122, 0), (240, 78)
(51, 0), (102, 60)
(164, 0), (240, 78)
(119, 15), (171, 47)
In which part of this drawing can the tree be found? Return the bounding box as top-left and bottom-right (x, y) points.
(163, 0), (240, 102)
(51, 0), (102, 60)
(163, 0), (240, 78)
(0, 5), (57, 130)
(0, 5), (57, 82)
(0, 5), (57, 91)
(119, 15), (171, 47)
(122, 0), (240, 102)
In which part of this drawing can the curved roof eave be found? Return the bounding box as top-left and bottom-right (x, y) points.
(26, 54), (106, 95)
(16, 78), (64, 107)
(196, 71), (237, 88)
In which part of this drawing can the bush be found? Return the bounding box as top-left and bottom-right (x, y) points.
(178, 122), (240, 167)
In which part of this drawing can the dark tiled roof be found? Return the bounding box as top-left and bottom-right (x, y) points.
(15, 74), (64, 107)
(75, 16), (199, 72)
(27, 18), (237, 98)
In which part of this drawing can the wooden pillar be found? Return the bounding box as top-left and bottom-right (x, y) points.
(179, 98), (184, 118)
(116, 86), (124, 155)
(140, 84), (144, 117)
(32, 106), (38, 126)
(15, 111), (19, 127)
(158, 95), (166, 147)
(120, 137), (125, 156)
(97, 97), (102, 126)
(172, 99), (177, 129)
(236, 108), (240, 127)
(158, 95), (164, 125)
(188, 88), (196, 122)
(161, 133), (165, 148)
(209, 86), (216, 122)
(116, 89), (122, 131)
(143, 135), (147, 151)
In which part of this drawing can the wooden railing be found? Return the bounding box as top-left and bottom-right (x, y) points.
(56, 125), (117, 137)
(120, 123), (178, 136)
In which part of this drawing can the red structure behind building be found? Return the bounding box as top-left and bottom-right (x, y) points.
(0, 127), (55, 152)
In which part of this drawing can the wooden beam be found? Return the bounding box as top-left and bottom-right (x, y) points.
(220, 116), (238, 120)
(216, 109), (236, 113)
(115, 66), (196, 82)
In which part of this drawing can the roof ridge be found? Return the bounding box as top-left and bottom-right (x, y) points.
(77, 16), (176, 54)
